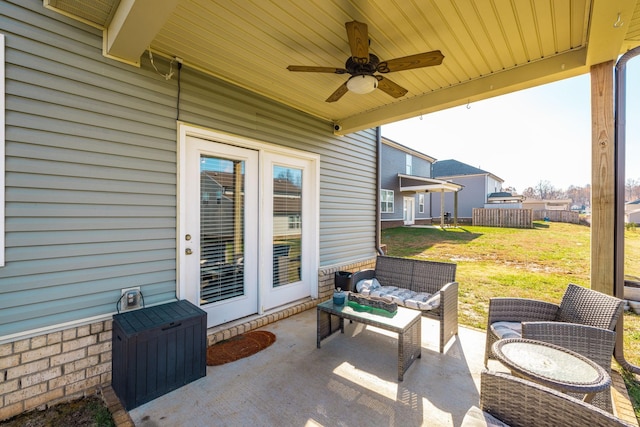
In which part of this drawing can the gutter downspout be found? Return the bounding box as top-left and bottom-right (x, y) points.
(614, 46), (640, 374)
(376, 127), (384, 256)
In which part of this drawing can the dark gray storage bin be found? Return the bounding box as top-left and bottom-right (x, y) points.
(335, 271), (353, 291)
(112, 300), (207, 410)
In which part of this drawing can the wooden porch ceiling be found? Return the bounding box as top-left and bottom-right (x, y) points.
(46, 0), (640, 135)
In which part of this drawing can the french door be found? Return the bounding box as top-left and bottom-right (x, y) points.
(183, 137), (258, 327)
(260, 152), (314, 310)
(179, 126), (319, 328)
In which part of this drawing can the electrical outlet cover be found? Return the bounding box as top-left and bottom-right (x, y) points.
(120, 287), (142, 311)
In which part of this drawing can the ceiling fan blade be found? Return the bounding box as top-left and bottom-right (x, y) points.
(345, 21), (369, 64)
(376, 76), (408, 98)
(377, 50), (444, 73)
(287, 65), (347, 74)
(325, 82), (349, 102)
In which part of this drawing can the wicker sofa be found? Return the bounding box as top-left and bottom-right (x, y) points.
(462, 370), (635, 427)
(350, 256), (458, 353)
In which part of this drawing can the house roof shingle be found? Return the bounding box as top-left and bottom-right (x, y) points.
(432, 160), (488, 176)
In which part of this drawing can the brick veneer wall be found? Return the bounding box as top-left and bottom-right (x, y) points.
(0, 320), (112, 421)
(0, 259), (378, 421)
(316, 258), (375, 300)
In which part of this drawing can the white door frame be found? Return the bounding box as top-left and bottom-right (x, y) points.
(177, 123), (319, 322)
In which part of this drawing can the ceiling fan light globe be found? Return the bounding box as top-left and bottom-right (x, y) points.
(346, 75), (378, 94)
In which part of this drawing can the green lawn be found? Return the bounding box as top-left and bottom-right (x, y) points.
(381, 221), (640, 418)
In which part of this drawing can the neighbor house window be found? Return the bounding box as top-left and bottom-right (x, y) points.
(406, 154), (412, 175)
(419, 194), (425, 213)
(288, 214), (301, 229)
(381, 189), (394, 213)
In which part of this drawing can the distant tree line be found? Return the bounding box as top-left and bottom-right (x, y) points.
(511, 179), (640, 207)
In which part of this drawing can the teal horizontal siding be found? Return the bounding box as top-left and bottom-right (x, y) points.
(0, 0), (377, 337)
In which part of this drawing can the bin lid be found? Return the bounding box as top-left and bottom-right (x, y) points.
(113, 300), (206, 336)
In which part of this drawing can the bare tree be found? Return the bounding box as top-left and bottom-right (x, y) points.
(565, 185), (590, 209)
(627, 178), (640, 201)
(522, 186), (538, 199)
(530, 180), (559, 199)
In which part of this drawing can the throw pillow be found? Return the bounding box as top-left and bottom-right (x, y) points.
(355, 277), (381, 294)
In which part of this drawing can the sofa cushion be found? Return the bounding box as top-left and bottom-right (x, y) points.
(370, 286), (413, 303)
(404, 291), (440, 310)
(355, 280), (441, 311)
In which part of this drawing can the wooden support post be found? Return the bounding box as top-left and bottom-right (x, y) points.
(440, 191), (445, 227)
(454, 191), (459, 227)
(590, 61), (615, 295)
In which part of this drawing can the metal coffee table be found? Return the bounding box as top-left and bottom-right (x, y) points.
(492, 338), (611, 403)
(316, 299), (421, 381)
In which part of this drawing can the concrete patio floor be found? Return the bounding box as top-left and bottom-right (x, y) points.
(128, 307), (637, 427)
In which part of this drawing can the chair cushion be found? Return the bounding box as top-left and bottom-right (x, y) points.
(491, 321), (522, 339)
(461, 406), (510, 427)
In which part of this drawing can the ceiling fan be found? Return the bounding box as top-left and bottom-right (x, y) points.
(287, 20), (444, 102)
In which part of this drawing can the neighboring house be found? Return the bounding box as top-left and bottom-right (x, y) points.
(626, 200), (640, 224)
(380, 138), (462, 228)
(486, 192), (526, 206)
(432, 160), (505, 219)
(522, 199), (573, 211)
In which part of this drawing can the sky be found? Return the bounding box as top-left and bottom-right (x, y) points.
(382, 61), (640, 194)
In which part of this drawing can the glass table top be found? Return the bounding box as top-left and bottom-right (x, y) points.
(492, 339), (608, 388)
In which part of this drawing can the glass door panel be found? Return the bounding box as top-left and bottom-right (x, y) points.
(200, 156), (245, 303)
(272, 165), (302, 287)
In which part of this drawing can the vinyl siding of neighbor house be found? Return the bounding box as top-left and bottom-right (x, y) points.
(432, 175), (487, 218)
(380, 142), (432, 222)
(0, 1), (377, 338)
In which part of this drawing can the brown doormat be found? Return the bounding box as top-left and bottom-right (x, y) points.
(206, 331), (276, 366)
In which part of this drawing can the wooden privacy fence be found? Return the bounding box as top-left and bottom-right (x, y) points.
(533, 210), (581, 224)
(473, 208), (533, 228)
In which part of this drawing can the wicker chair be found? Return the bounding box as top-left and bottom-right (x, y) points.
(484, 284), (624, 411)
(461, 370), (635, 427)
